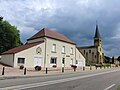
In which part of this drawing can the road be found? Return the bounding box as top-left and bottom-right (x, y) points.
(0, 68), (120, 90)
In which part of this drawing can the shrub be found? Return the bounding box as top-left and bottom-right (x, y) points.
(19, 65), (24, 69)
(52, 65), (57, 68)
(71, 65), (77, 69)
(35, 66), (42, 71)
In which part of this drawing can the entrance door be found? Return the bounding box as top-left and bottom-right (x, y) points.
(77, 60), (83, 67)
(34, 57), (42, 67)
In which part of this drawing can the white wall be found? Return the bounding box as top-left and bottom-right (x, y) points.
(1, 54), (14, 66)
(76, 48), (85, 67)
(14, 43), (45, 68)
(45, 37), (76, 68)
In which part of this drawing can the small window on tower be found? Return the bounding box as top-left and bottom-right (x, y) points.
(84, 50), (85, 54)
(95, 55), (96, 58)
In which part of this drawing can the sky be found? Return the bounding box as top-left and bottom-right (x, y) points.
(0, 0), (120, 57)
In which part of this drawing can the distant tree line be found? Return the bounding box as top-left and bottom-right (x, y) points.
(104, 56), (120, 64)
(0, 16), (23, 55)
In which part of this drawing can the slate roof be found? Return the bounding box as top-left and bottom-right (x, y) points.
(77, 46), (97, 49)
(2, 41), (43, 55)
(94, 24), (101, 38)
(27, 28), (75, 45)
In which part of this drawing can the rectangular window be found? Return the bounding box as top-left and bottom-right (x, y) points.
(52, 44), (56, 52)
(62, 46), (65, 53)
(62, 58), (65, 64)
(18, 58), (25, 64)
(50, 57), (57, 64)
(76, 60), (78, 64)
(70, 48), (73, 54)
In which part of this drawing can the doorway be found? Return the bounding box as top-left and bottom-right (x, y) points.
(34, 57), (42, 67)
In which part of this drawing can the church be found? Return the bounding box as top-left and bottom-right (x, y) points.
(77, 25), (104, 65)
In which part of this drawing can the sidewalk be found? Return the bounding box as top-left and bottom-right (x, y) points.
(1, 66), (118, 80)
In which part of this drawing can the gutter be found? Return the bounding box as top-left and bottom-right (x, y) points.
(44, 38), (47, 68)
(13, 53), (14, 67)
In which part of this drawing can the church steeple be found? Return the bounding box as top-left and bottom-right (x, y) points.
(94, 24), (101, 38)
(94, 23), (102, 46)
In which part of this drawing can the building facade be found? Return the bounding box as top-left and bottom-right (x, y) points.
(1, 28), (85, 68)
(77, 25), (104, 65)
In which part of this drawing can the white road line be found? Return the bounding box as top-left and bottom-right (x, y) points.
(104, 84), (116, 90)
(0, 69), (120, 90)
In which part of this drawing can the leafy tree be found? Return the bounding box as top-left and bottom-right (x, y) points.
(104, 56), (111, 63)
(0, 16), (23, 54)
(117, 56), (120, 64)
(112, 56), (115, 64)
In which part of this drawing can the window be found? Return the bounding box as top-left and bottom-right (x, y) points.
(84, 50), (85, 54)
(76, 60), (78, 64)
(18, 58), (25, 64)
(62, 58), (65, 64)
(89, 50), (91, 53)
(62, 46), (65, 53)
(95, 55), (96, 58)
(50, 57), (57, 64)
(52, 44), (56, 52)
(70, 48), (73, 54)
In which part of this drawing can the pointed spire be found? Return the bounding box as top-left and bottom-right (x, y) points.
(94, 22), (101, 38)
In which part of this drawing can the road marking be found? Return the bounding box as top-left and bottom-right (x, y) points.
(104, 84), (116, 90)
(0, 69), (120, 90)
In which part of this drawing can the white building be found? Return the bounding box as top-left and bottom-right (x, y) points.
(1, 28), (85, 69)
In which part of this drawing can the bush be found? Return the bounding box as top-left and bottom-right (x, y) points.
(52, 65), (57, 68)
(71, 65), (77, 69)
(35, 66), (42, 71)
(19, 65), (24, 69)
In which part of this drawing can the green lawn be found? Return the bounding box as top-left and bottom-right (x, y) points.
(117, 85), (120, 90)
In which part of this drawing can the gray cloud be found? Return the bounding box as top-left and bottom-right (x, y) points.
(0, 0), (120, 57)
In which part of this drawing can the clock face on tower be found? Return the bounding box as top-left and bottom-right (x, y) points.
(36, 47), (42, 54)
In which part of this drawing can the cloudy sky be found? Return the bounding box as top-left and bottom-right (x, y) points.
(0, 0), (120, 57)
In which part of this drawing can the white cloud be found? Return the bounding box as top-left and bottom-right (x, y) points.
(0, 0), (120, 56)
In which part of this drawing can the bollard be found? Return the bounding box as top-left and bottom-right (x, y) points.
(46, 68), (48, 74)
(74, 68), (76, 72)
(2, 67), (5, 75)
(110, 65), (111, 68)
(90, 66), (92, 70)
(24, 68), (26, 75)
(96, 66), (97, 70)
(62, 67), (64, 73)
(104, 66), (105, 69)
(83, 67), (85, 71)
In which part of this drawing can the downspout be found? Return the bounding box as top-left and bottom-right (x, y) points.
(75, 45), (76, 65)
(44, 38), (47, 68)
(13, 53), (14, 67)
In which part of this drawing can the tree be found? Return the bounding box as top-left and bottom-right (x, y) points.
(0, 16), (23, 54)
(117, 56), (120, 64)
(112, 56), (115, 64)
(104, 56), (111, 63)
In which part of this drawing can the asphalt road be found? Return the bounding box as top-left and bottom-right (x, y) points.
(0, 68), (120, 90)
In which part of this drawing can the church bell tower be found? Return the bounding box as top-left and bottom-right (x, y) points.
(94, 24), (102, 47)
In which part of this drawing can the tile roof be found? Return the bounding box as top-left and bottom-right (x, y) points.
(27, 28), (75, 45)
(77, 46), (97, 49)
(2, 41), (43, 55)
